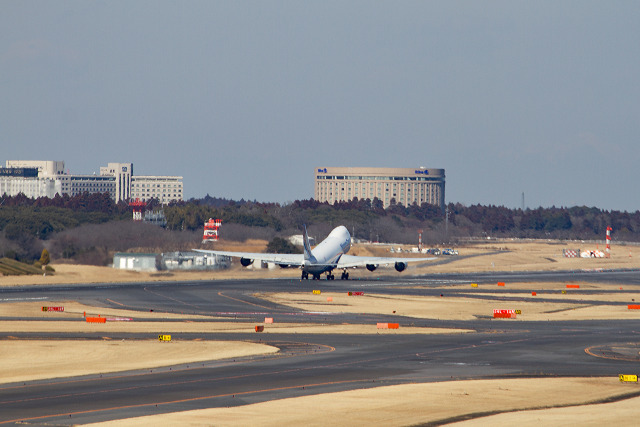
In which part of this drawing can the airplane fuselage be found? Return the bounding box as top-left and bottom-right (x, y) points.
(303, 225), (351, 275)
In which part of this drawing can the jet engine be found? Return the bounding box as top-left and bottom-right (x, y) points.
(240, 257), (254, 267)
(366, 264), (377, 272)
(394, 262), (407, 272)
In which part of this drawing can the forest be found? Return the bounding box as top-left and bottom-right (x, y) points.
(1, 192), (639, 265)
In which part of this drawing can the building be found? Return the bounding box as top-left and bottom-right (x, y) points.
(314, 167), (445, 210)
(1, 160), (183, 204)
(99, 163), (133, 203)
(130, 175), (183, 204)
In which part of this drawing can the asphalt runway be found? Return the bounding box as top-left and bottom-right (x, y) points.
(1, 270), (640, 425)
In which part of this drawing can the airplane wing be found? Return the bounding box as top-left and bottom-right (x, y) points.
(192, 249), (304, 266)
(336, 254), (436, 269)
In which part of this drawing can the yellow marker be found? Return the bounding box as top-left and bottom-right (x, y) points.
(471, 283), (478, 288)
(619, 374), (638, 383)
(158, 334), (172, 342)
(562, 290), (567, 294)
(312, 290), (321, 295)
(515, 309), (522, 315)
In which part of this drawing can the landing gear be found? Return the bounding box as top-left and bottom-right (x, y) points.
(326, 274), (335, 280)
(301, 271), (309, 280)
(341, 270), (350, 280)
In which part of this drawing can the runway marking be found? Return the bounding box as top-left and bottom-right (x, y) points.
(105, 298), (125, 307)
(143, 287), (202, 310)
(1, 378), (365, 424)
(217, 291), (275, 310)
(0, 297), (48, 302)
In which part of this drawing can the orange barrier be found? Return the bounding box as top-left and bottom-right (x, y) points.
(377, 323), (400, 329)
(493, 309), (516, 319)
(493, 312), (516, 318)
(86, 317), (106, 323)
(255, 325), (264, 332)
(628, 305), (640, 310)
(497, 282), (505, 286)
(532, 292), (537, 296)
(566, 284), (580, 288)
(264, 317), (274, 323)
(327, 297), (333, 302)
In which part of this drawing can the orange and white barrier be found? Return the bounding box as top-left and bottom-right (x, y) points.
(566, 284), (580, 288)
(377, 323), (399, 329)
(86, 316), (106, 323)
(264, 317), (274, 323)
(493, 309), (516, 319)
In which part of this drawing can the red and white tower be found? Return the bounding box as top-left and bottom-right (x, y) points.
(605, 226), (612, 257)
(129, 198), (146, 221)
(203, 219), (222, 243)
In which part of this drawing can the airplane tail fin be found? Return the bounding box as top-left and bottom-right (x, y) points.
(302, 224), (313, 261)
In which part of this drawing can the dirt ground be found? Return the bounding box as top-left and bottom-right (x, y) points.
(1, 240), (639, 425)
(0, 340), (278, 385)
(84, 377), (640, 426)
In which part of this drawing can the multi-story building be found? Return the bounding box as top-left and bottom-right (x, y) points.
(130, 176), (184, 204)
(1, 160), (183, 204)
(314, 167), (445, 210)
(0, 166), (59, 199)
(99, 163), (133, 203)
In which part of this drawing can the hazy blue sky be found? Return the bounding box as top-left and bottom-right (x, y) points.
(2, 1), (639, 211)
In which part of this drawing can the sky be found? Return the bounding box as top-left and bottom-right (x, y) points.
(1, 1), (639, 211)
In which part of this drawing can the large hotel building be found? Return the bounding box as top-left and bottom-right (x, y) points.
(1, 160), (183, 204)
(315, 167), (445, 210)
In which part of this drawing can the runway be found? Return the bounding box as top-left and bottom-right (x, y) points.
(1, 270), (640, 425)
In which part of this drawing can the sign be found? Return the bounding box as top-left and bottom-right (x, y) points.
(619, 374), (638, 383)
(158, 334), (172, 342)
(493, 309), (515, 314)
(312, 290), (321, 295)
(414, 170), (429, 175)
(348, 291), (364, 296)
(317, 168), (327, 173)
(42, 306), (64, 312)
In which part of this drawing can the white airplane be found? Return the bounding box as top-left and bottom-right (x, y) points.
(194, 225), (435, 280)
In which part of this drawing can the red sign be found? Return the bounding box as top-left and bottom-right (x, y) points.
(42, 306), (64, 312)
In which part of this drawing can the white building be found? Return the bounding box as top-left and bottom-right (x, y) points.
(1, 160), (183, 204)
(315, 167), (446, 210)
(131, 175), (184, 204)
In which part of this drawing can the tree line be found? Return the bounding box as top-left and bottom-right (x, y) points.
(1, 192), (639, 264)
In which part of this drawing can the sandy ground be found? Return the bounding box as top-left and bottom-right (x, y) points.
(2, 240), (639, 425)
(260, 291), (640, 321)
(84, 377), (640, 426)
(0, 340), (278, 385)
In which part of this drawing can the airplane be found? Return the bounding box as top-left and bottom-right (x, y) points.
(194, 225), (435, 280)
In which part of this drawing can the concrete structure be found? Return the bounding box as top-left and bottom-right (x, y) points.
(113, 253), (159, 271)
(160, 252), (230, 271)
(314, 167), (445, 210)
(1, 160), (183, 205)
